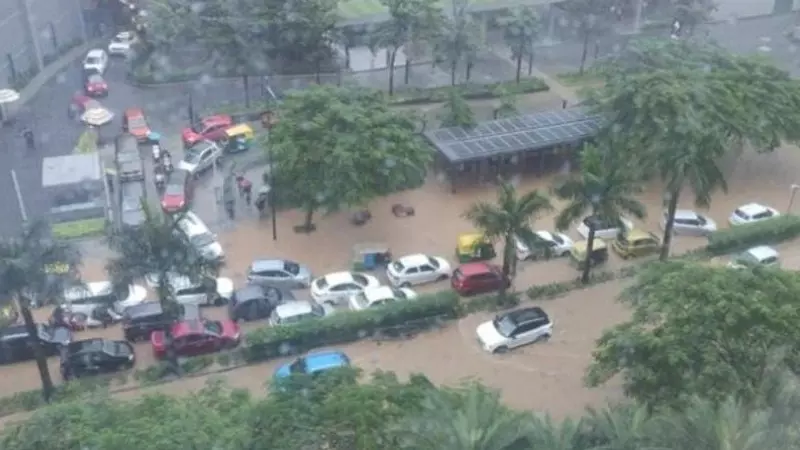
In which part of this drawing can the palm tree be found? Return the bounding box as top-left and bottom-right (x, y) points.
(463, 181), (553, 295)
(580, 404), (655, 450)
(500, 6), (540, 83)
(0, 220), (81, 400)
(393, 384), (535, 450)
(528, 414), (582, 450)
(553, 140), (646, 283)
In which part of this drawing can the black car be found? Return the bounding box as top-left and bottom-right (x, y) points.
(122, 302), (201, 342)
(228, 284), (288, 322)
(60, 339), (135, 380)
(0, 324), (72, 365)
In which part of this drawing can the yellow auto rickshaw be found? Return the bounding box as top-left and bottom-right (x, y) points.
(568, 239), (608, 270)
(455, 233), (496, 263)
(222, 124), (254, 153)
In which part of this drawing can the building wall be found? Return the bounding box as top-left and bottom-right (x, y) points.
(0, 0), (86, 86)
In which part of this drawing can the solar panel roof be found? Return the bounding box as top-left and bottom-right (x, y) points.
(424, 109), (601, 163)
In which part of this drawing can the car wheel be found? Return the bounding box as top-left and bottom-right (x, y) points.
(213, 295), (226, 306)
(537, 334), (551, 343)
(436, 274), (448, 282)
(400, 281), (411, 288)
(493, 346), (509, 354)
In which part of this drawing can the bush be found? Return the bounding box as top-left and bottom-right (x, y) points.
(463, 292), (521, 313)
(706, 215), (800, 255)
(527, 270), (616, 301)
(242, 291), (461, 363)
(180, 355), (214, 374)
(390, 77), (549, 105)
(0, 374), (116, 418)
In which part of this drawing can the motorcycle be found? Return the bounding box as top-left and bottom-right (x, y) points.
(161, 151), (173, 173)
(152, 143), (162, 161)
(154, 168), (166, 192)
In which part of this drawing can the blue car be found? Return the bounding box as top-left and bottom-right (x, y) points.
(274, 350), (351, 379)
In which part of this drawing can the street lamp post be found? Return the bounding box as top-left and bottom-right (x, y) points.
(263, 111), (278, 241)
(787, 184), (800, 213)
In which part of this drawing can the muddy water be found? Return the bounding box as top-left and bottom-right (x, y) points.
(4, 144), (800, 424)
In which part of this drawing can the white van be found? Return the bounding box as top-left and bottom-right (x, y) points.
(175, 211), (224, 261)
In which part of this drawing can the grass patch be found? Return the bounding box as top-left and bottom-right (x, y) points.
(556, 71), (602, 87)
(51, 218), (106, 239)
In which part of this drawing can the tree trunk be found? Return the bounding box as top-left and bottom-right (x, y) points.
(304, 205), (315, 230)
(581, 226), (597, 284)
(20, 302), (53, 401)
(404, 59), (411, 84)
(344, 46), (351, 69)
(450, 62), (457, 86)
(465, 60), (473, 81)
(579, 30), (590, 75)
(157, 277), (180, 376)
(660, 188), (681, 261)
(243, 75), (250, 108)
(527, 50), (534, 75)
(388, 48), (398, 96)
(515, 52), (523, 83)
(315, 60), (322, 84)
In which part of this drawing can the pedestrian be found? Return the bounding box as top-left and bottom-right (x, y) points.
(22, 128), (34, 151)
(225, 199), (235, 221)
(243, 182), (252, 206)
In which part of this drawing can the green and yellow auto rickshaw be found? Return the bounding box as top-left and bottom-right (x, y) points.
(568, 239), (609, 270)
(222, 124), (254, 153)
(455, 233), (496, 263)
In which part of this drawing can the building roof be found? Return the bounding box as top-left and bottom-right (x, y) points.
(424, 109), (600, 164)
(42, 153), (102, 187)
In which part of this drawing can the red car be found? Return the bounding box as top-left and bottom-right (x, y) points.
(84, 74), (108, 97)
(68, 94), (101, 120)
(160, 169), (193, 213)
(181, 114), (233, 147)
(451, 262), (510, 296)
(151, 319), (240, 359)
(122, 107), (151, 141)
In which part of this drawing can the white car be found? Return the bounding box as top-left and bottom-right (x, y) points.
(144, 273), (234, 306)
(662, 210), (717, 236)
(61, 281), (147, 316)
(310, 271), (380, 305)
(108, 31), (137, 57)
(728, 203), (780, 226)
(727, 246), (780, 269)
(82, 49), (108, 74)
(174, 211), (224, 261)
(269, 300), (334, 325)
(178, 139), (223, 174)
(386, 254), (450, 287)
(577, 216), (634, 240)
(348, 286), (417, 311)
(515, 231), (573, 260)
(476, 306), (553, 354)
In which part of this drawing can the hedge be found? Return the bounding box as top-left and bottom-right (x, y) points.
(706, 215), (800, 255)
(389, 77), (549, 106)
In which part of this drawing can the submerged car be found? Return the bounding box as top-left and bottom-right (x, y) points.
(611, 229), (660, 259)
(728, 246), (780, 269)
(385, 254), (450, 287)
(269, 300), (333, 326)
(273, 350), (351, 379)
(728, 203), (779, 226)
(310, 271), (380, 305)
(476, 306), (553, 354)
(661, 209), (717, 236)
(181, 115), (233, 146)
(348, 286), (416, 311)
(515, 231), (573, 260)
(151, 319), (240, 358)
(60, 338), (135, 380)
(178, 139), (223, 174)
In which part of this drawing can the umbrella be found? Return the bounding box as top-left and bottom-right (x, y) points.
(0, 88), (20, 122)
(81, 108), (114, 126)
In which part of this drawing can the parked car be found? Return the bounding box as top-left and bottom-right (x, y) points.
(181, 115), (233, 146)
(228, 284), (289, 322)
(178, 139), (223, 174)
(611, 229), (660, 259)
(174, 211), (224, 261)
(151, 319), (240, 358)
(161, 169), (194, 213)
(115, 133), (145, 182)
(118, 181), (146, 229)
(82, 49), (109, 74)
(273, 350), (351, 379)
(50, 304), (121, 331)
(246, 259), (312, 289)
(108, 31), (137, 56)
(61, 281), (147, 316)
(68, 94), (102, 120)
(122, 107), (151, 142)
(475, 306), (553, 354)
(577, 216), (634, 240)
(515, 231), (573, 260)
(661, 209), (717, 236)
(310, 271), (381, 305)
(451, 262), (509, 296)
(84, 73), (108, 97)
(728, 203), (780, 226)
(727, 245), (780, 269)
(269, 300), (333, 326)
(60, 338), (135, 380)
(144, 272), (234, 307)
(122, 302), (201, 342)
(348, 286), (416, 311)
(385, 254), (450, 287)
(0, 324), (71, 365)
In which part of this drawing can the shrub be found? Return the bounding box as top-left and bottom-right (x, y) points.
(463, 292), (521, 313)
(242, 291), (461, 363)
(527, 270), (616, 301)
(706, 215), (800, 255)
(180, 355), (214, 374)
(390, 77), (549, 105)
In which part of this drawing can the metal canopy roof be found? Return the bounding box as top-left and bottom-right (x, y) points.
(424, 109), (600, 164)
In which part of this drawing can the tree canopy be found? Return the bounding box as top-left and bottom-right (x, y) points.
(266, 85), (431, 230)
(586, 261), (800, 409)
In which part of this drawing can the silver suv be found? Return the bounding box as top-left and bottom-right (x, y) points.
(145, 273), (234, 306)
(246, 259), (312, 289)
(178, 139), (222, 174)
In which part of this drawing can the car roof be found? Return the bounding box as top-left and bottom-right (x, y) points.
(738, 203), (769, 215)
(275, 300), (314, 318)
(506, 306), (549, 324)
(66, 338), (107, 354)
(235, 284), (266, 301)
(202, 115), (231, 125)
(251, 259), (284, 272)
(323, 272), (355, 285)
(173, 320), (206, 336)
(86, 49), (104, 57)
(398, 254), (429, 266)
(673, 209), (700, 220)
(168, 169), (190, 184)
(0, 325), (30, 340)
(63, 281), (113, 300)
(177, 211), (209, 236)
(457, 262), (493, 276)
(625, 229), (656, 240)
(123, 302), (162, 317)
(746, 245), (778, 260)
(363, 286), (395, 302)
(124, 107), (144, 117)
(304, 351), (350, 373)
(534, 230), (555, 241)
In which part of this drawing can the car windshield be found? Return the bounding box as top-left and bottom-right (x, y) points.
(616, 232), (630, 245)
(191, 121), (208, 133)
(351, 274), (368, 286)
(204, 321), (222, 335)
(736, 252), (760, 266)
(289, 358), (307, 374)
(391, 261), (405, 272)
(121, 198), (141, 212)
(128, 116), (146, 128)
(102, 340), (126, 355)
(316, 277), (329, 289)
(391, 288), (407, 299)
(284, 262), (300, 275)
(85, 56), (99, 64)
(353, 293), (371, 308)
(734, 209), (749, 219)
(492, 315), (516, 338)
(427, 257), (439, 269)
(88, 75), (103, 83)
(190, 232), (215, 247)
(551, 234), (565, 245)
(696, 215), (707, 225)
(184, 145), (206, 163)
(164, 183), (183, 196)
(583, 216), (612, 230)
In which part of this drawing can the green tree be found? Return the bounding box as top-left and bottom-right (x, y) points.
(433, 0), (482, 85)
(672, 0), (716, 36)
(586, 261), (800, 409)
(337, 25), (361, 70)
(438, 88), (476, 127)
(394, 384), (535, 450)
(139, 0), (203, 62)
(560, 0), (620, 74)
(591, 39), (800, 260)
(500, 6), (540, 83)
(463, 181), (552, 295)
(492, 86), (519, 119)
(528, 415), (583, 450)
(0, 220), (80, 401)
(553, 140), (646, 283)
(267, 86), (431, 232)
(262, 0), (339, 75)
(370, 0), (442, 95)
(580, 404), (656, 450)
